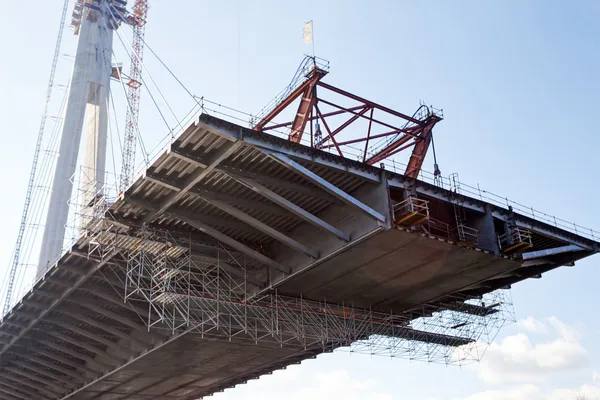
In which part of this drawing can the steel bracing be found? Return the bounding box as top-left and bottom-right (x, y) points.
(252, 56), (443, 178)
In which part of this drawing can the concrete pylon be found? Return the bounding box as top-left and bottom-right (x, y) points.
(37, 2), (115, 275)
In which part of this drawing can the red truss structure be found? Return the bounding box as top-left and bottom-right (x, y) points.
(253, 57), (443, 179)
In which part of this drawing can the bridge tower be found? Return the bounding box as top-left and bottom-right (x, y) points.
(37, 0), (124, 274)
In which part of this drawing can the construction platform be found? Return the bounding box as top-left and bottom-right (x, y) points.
(0, 114), (597, 400)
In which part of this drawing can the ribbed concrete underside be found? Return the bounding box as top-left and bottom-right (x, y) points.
(279, 228), (521, 311)
(72, 335), (322, 400)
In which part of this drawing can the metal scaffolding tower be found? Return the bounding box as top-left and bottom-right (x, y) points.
(120, 0), (149, 193)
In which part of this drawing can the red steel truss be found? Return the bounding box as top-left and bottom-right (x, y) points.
(253, 59), (443, 179)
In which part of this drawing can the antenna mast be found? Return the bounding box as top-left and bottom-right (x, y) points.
(120, 0), (149, 193)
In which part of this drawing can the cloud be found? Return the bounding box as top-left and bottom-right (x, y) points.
(476, 317), (588, 384)
(463, 384), (544, 400)
(462, 372), (600, 400)
(518, 316), (549, 335)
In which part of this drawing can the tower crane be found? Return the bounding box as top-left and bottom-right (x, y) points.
(120, 0), (149, 193)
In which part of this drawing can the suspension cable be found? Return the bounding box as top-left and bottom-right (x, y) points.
(2, 0), (70, 317)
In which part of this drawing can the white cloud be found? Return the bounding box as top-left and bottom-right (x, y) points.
(463, 384), (544, 400)
(476, 317), (588, 384)
(462, 372), (600, 400)
(518, 316), (549, 335)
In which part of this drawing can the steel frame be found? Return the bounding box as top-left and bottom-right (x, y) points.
(102, 225), (515, 366)
(253, 58), (443, 178)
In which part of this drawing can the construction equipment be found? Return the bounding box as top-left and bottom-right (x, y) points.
(120, 0), (149, 193)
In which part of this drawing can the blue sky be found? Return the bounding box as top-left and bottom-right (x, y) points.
(1, 1), (599, 398)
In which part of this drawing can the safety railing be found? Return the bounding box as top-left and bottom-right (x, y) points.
(393, 196), (430, 227)
(452, 224), (479, 247)
(250, 55), (330, 127)
(498, 227), (533, 254)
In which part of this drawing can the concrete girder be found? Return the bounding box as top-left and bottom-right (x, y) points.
(1, 320), (28, 330)
(44, 331), (124, 365)
(8, 360), (75, 388)
(10, 356), (82, 382)
(269, 153), (386, 223)
(3, 366), (66, 394)
(2, 373), (59, 398)
(21, 299), (54, 310)
(75, 302), (154, 337)
(73, 289), (149, 318)
(16, 347), (97, 376)
(85, 373), (144, 400)
(169, 210), (291, 275)
(229, 175), (350, 242)
(140, 175), (312, 256)
(143, 141), (242, 223)
(59, 330), (191, 400)
(0, 382), (38, 400)
(197, 196), (318, 259)
(146, 171), (297, 219)
(7, 310), (39, 320)
(47, 319), (134, 354)
(0, 248), (120, 359)
(128, 196), (262, 235)
(31, 339), (111, 372)
(168, 147), (340, 204)
(56, 310), (150, 350)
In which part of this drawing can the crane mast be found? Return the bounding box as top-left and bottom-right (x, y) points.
(120, 0), (149, 193)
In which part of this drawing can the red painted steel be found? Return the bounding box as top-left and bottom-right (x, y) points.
(254, 61), (442, 177)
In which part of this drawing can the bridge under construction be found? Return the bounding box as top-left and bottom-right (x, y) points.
(0, 1), (598, 400)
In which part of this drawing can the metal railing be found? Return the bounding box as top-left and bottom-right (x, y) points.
(452, 224), (479, 246)
(394, 196), (429, 217)
(251, 55), (330, 127)
(498, 228), (533, 251)
(380, 159), (600, 242)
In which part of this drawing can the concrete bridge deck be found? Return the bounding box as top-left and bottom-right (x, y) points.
(0, 115), (597, 399)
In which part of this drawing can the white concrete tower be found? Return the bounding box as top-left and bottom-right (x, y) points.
(37, 0), (121, 274)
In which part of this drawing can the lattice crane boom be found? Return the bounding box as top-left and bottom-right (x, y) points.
(120, 0), (149, 193)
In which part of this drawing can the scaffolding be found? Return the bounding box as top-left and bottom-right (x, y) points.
(81, 222), (516, 366)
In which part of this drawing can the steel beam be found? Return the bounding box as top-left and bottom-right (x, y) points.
(522, 244), (583, 260)
(198, 196), (318, 259)
(170, 210), (291, 274)
(143, 141), (241, 222)
(231, 175), (349, 241)
(269, 153), (386, 222)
